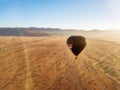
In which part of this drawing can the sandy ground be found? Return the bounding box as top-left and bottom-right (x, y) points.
(0, 36), (120, 90)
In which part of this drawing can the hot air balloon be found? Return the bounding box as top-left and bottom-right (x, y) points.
(67, 36), (87, 59)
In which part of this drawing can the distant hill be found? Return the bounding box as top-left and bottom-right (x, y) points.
(1, 27), (119, 37)
(0, 27), (86, 36)
(0, 27), (52, 36)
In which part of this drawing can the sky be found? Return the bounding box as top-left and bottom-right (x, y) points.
(0, 0), (120, 30)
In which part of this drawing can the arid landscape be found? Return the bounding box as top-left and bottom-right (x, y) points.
(0, 29), (120, 90)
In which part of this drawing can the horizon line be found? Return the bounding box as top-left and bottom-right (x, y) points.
(0, 26), (120, 31)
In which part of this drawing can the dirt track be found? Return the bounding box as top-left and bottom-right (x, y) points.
(0, 36), (120, 90)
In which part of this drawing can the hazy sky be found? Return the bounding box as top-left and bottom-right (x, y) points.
(0, 0), (120, 30)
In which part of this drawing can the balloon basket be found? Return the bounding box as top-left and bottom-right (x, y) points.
(75, 56), (77, 59)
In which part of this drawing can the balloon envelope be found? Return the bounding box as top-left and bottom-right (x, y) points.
(67, 36), (86, 56)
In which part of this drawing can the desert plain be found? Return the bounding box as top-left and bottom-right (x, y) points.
(0, 30), (120, 90)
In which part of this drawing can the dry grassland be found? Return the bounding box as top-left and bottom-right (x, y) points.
(0, 35), (120, 90)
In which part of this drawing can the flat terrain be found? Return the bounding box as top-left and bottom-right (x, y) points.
(0, 35), (120, 90)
